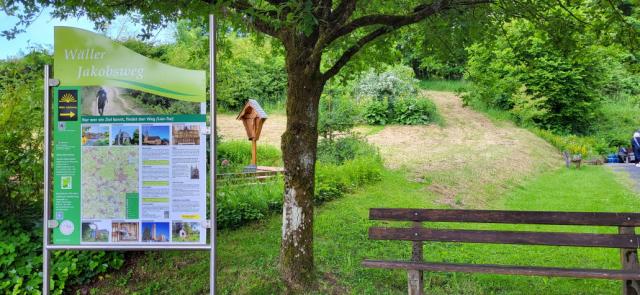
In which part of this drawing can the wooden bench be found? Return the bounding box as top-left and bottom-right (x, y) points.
(362, 208), (640, 295)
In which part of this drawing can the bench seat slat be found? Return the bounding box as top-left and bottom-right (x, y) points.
(369, 227), (640, 248)
(369, 208), (640, 226)
(362, 260), (640, 280)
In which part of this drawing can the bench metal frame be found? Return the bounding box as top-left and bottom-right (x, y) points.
(363, 208), (640, 295)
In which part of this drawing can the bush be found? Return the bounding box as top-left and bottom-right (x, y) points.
(464, 19), (637, 134)
(216, 179), (284, 229)
(394, 97), (440, 125)
(318, 94), (359, 140)
(217, 36), (287, 110)
(315, 155), (383, 203)
(354, 65), (418, 103)
(215, 138), (383, 229)
(317, 135), (378, 165)
(0, 217), (124, 295)
(532, 129), (609, 156)
(363, 99), (390, 125)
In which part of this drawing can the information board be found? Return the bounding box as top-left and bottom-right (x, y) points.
(52, 27), (207, 245)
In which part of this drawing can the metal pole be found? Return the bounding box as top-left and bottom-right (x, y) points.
(42, 64), (51, 295)
(209, 13), (217, 295)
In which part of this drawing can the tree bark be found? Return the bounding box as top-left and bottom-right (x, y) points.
(280, 38), (324, 293)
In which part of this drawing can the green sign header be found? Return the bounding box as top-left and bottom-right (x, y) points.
(54, 27), (206, 102)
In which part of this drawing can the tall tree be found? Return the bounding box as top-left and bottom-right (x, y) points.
(5, 0), (635, 292)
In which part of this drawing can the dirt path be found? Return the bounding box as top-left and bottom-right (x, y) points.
(86, 87), (142, 116)
(366, 91), (561, 207)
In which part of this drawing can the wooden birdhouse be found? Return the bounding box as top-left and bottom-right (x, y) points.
(236, 99), (268, 167)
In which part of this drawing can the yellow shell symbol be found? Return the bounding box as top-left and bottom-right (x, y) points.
(60, 93), (77, 103)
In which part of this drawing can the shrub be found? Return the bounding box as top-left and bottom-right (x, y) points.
(464, 19), (638, 134)
(318, 94), (359, 140)
(215, 139), (383, 228)
(532, 129), (609, 156)
(216, 179), (284, 229)
(354, 65), (418, 103)
(394, 97), (440, 125)
(0, 217), (124, 295)
(356, 65), (443, 126)
(217, 36), (287, 110)
(317, 134), (378, 165)
(363, 99), (390, 125)
(315, 155), (383, 204)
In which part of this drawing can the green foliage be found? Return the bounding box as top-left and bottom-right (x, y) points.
(0, 217), (124, 295)
(217, 36), (286, 111)
(354, 65), (417, 104)
(215, 140), (383, 229)
(0, 51), (124, 294)
(356, 65), (441, 126)
(217, 141), (282, 173)
(363, 97), (440, 126)
(317, 134), (378, 165)
(315, 156), (383, 204)
(216, 179), (284, 229)
(417, 79), (470, 92)
(127, 89), (200, 115)
(464, 17), (639, 136)
(363, 99), (389, 125)
(394, 97), (440, 125)
(0, 51), (47, 215)
(318, 94), (359, 140)
(532, 129), (608, 156)
(396, 9), (494, 80)
(591, 95), (640, 148)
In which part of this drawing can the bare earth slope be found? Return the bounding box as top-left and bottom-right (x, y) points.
(367, 91), (561, 207)
(217, 91), (562, 207)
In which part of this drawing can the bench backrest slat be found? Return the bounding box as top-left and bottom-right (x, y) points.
(369, 227), (640, 248)
(370, 208), (640, 226)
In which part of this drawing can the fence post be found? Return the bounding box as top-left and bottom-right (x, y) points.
(620, 226), (640, 295)
(408, 221), (424, 295)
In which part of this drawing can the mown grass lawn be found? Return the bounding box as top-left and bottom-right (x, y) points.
(90, 165), (638, 294)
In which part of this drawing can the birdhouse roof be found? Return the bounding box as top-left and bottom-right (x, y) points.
(237, 99), (268, 120)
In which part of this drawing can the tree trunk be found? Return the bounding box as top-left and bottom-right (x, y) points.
(280, 43), (324, 293)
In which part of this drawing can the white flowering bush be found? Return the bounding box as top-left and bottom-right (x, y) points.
(355, 65), (440, 125)
(354, 65), (418, 103)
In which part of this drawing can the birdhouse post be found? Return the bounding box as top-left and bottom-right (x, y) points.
(236, 99), (268, 171)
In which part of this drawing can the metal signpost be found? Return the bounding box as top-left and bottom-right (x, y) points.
(42, 15), (217, 295)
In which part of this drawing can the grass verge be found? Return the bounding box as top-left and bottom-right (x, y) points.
(418, 79), (470, 92)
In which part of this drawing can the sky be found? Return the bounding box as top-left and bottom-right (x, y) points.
(0, 8), (174, 59)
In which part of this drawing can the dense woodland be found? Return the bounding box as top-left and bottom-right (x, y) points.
(1, 1), (640, 294)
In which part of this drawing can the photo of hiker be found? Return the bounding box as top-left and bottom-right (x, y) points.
(96, 87), (108, 116)
(80, 86), (200, 116)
